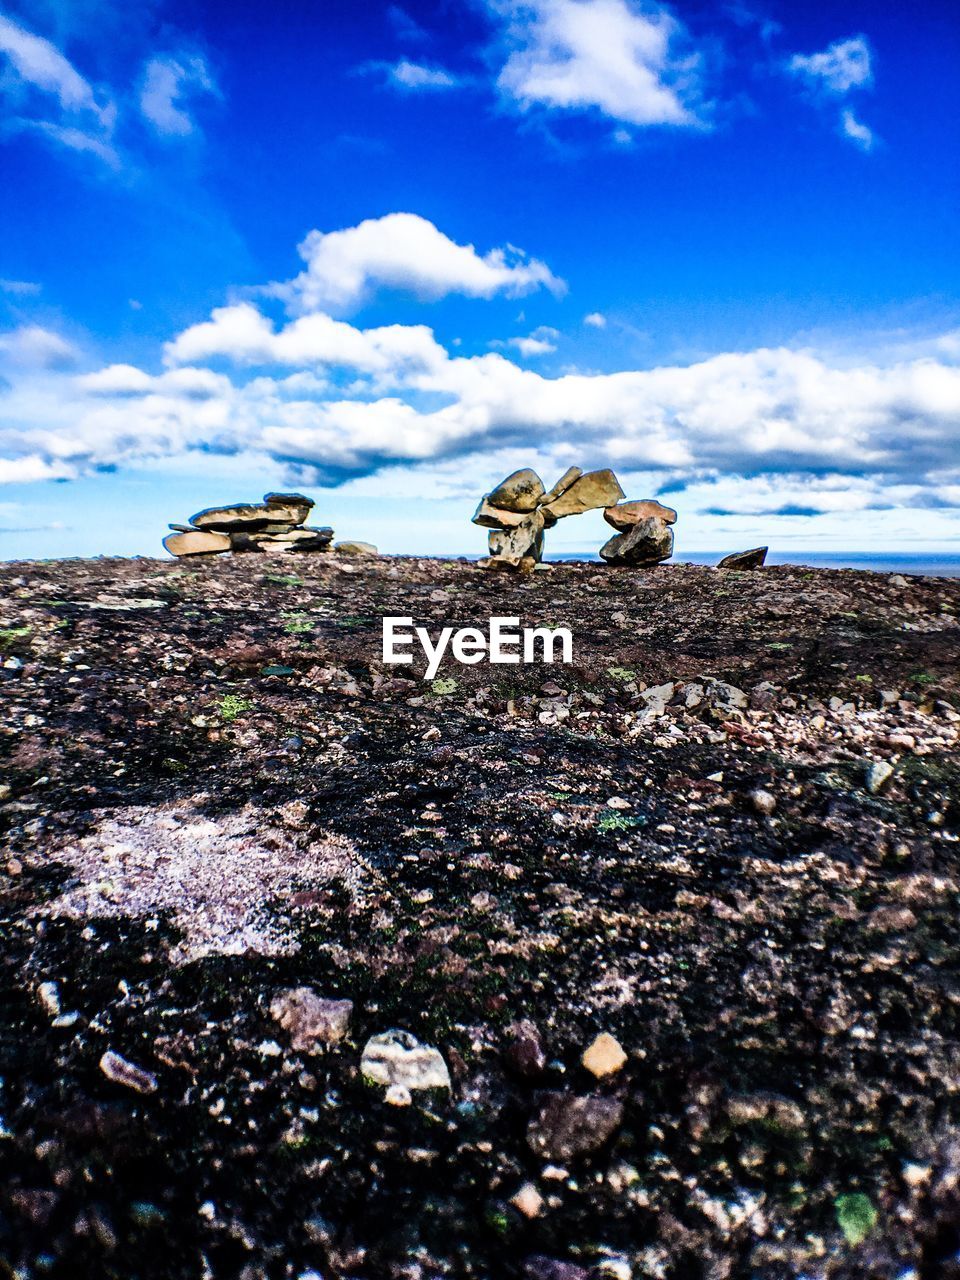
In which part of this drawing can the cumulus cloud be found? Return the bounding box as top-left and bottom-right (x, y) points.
(0, 12), (117, 165)
(163, 302), (447, 379)
(140, 53), (217, 136)
(4, 293), (960, 500)
(387, 60), (459, 90)
(272, 212), (565, 313)
(488, 0), (705, 128)
(0, 324), (78, 368)
(788, 36), (872, 94)
(584, 311), (607, 328)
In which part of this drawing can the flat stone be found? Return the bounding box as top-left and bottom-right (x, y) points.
(270, 988), (353, 1052)
(540, 466), (583, 505)
(334, 541), (378, 556)
(581, 1032), (627, 1078)
(189, 495), (312, 532)
(472, 498), (530, 529)
(163, 530), (231, 557)
(264, 491), (314, 511)
(542, 469), (625, 519)
(717, 547), (768, 570)
(599, 517), (673, 566)
(99, 1049), (157, 1094)
(526, 1092), (624, 1160)
(603, 499), (678, 531)
(487, 468), (546, 513)
(360, 1029), (451, 1091)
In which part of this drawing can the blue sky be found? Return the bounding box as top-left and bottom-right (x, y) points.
(0, 0), (958, 559)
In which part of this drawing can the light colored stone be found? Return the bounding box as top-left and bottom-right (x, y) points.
(542, 469), (625, 519)
(540, 466), (583, 505)
(334, 541), (378, 557)
(471, 498), (530, 529)
(600, 517), (673, 566)
(751, 789), (777, 816)
(582, 1032), (627, 1078)
(99, 1050), (157, 1094)
(603, 499), (678, 530)
(360, 1029), (451, 1091)
(270, 988), (353, 1052)
(866, 760), (895, 794)
(163, 530), (230, 557)
(487, 468), (546, 513)
(511, 1182), (544, 1218)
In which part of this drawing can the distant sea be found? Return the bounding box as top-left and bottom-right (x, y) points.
(542, 551), (960, 577)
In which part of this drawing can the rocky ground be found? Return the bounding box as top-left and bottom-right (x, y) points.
(1, 552), (959, 1280)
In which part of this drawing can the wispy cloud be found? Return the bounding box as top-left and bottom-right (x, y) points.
(0, 279), (42, 297)
(786, 34), (877, 151)
(386, 59), (460, 91)
(139, 53), (218, 136)
(0, 12), (118, 166)
(788, 36), (872, 94)
(840, 107), (874, 152)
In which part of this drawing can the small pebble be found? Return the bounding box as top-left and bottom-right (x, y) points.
(750, 789), (777, 816)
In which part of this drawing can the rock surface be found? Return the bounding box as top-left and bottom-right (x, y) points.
(2, 553), (958, 1279)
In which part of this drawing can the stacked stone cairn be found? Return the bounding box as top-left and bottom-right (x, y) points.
(474, 466), (679, 568)
(163, 492), (334, 558)
(473, 466), (624, 570)
(599, 498), (677, 566)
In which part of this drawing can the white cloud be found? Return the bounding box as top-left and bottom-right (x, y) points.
(163, 302), (447, 379)
(0, 13), (109, 119)
(5, 306), (960, 499)
(506, 326), (559, 356)
(273, 212), (565, 313)
(0, 324), (78, 368)
(489, 0), (705, 128)
(0, 279), (41, 296)
(0, 13), (117, 166)
(388, 60), (459, 90)
(584, 311), (607, 328)
(788, 36), (872, 94)
(140, 53), (217, 136)
(840, 107), (874, 151)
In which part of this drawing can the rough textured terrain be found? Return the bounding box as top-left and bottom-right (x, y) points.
(1, 553), (959, 1280)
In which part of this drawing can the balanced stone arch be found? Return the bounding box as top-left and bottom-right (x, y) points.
(472, 466), (678, 569)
